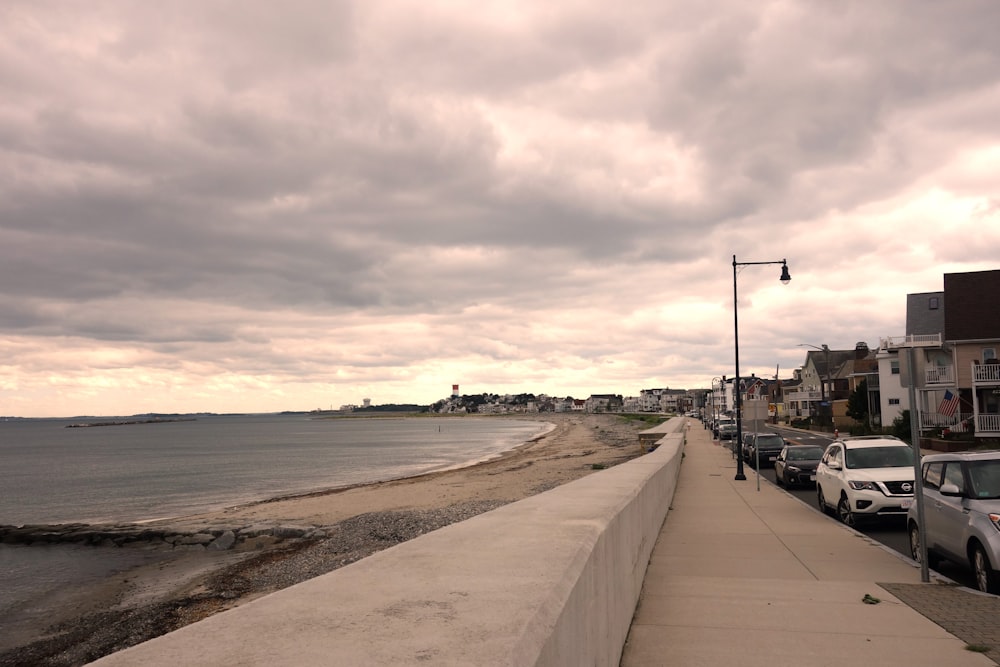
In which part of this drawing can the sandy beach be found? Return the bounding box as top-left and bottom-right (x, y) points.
(1, 412), (655, 667)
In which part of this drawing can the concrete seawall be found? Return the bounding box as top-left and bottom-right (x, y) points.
(91, 418), (687, 666)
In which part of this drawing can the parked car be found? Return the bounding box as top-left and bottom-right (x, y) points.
(816, 436), (915, 526)
(718, 422), (738, 442)
(774, 444), (824, 487)
(713, 417), (734, 439)
(745, 432), (785, 468)
(741, 432), (755, 460)
(906, 450), (1000, 594)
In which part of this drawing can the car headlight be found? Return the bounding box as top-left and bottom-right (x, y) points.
(847, 480), (880, 491)
(989, 513), (1000, 533)
(786, 466), (801, 473)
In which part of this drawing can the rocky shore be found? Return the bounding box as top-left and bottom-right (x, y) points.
(0, 413), (654, 667)
(0, 520), (322, 552)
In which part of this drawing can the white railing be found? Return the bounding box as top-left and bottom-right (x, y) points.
(924, 366), (954, 385)
(973, 363), (1000, 384)
(920, 411), (968, 430)
(977, 414), (1000, 435)
(879, 333), (942, 350)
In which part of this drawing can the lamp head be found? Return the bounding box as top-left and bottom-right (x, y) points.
(779, 262), (791, 285)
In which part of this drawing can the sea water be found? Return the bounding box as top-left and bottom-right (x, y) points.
(0, 413), (550, 644)
(1, 413), (549, 525)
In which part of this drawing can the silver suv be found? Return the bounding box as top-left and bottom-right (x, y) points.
(907, 451), (1000, 594)
(816, 436), (915, 526)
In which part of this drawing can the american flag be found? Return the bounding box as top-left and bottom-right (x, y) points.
(938, 390), (960, 417)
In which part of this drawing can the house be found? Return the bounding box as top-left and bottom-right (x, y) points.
(708, 376), (732, 420)
(785, 344), (874, 426)
(875, 290), (947, 429)
(638, 388), (667, 412)
(945, 270), (1000, 439)
(770, 373), (801, 422)
(875, 269), (1000, 441)
(585, 394), (623, 413)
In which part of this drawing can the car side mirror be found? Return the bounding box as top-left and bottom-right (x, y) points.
(939, 483), (962, 497)
(827, 461), (842, 471)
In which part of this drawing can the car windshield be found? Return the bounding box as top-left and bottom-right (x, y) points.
(755, 435), (783, 448)
(845, 445), (913, 469)
(787, 446), (824, 461)
(967, 460), (1000, 500)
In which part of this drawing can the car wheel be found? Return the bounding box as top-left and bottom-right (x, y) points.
(836, 494), (855, 527)
(817, 486), (830, 515)
(971, 544), (1000, 595)
(908, 523), (940, 568)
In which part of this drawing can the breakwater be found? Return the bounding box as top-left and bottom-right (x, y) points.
(0, 522), (320, 552)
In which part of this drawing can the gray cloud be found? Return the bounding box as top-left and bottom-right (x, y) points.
(1, 0), (999, 416)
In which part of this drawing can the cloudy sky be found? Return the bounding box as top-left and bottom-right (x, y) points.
(3, 1), (999, 418)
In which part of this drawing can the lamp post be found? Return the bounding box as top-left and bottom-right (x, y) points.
(711, 376), (722, 437)
(733, 255), (791, 481)
(798, 343), (831, 430)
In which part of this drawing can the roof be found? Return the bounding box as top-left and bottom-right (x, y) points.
(804, 348), (870, 379)
(838, 436), (908, 449)
(922, 450), (1000, 463)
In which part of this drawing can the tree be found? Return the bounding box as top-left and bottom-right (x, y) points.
(891, 409), (912, 443)
(846, 379), (869, 424)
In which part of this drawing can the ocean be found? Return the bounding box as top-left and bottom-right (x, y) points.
(0, 413), (551, 645)
(1, 413), (550, 525)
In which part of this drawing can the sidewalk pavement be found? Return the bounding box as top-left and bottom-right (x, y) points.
(620, 420), (999, 667)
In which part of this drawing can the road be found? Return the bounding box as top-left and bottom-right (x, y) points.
(720, 425), (980, 590)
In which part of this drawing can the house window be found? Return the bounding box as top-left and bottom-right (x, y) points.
(984, 348), (997, 363)
(888, 398), (900, 405)
(928, 296), (939, 310)
(891, 361), (900, 375)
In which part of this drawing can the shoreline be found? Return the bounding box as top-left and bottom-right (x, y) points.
(0, 413), (654, 666)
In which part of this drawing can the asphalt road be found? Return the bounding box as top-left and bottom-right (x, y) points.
(720, 425), (980, 590)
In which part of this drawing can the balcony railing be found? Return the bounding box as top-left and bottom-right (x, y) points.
(977, 414), (1000, 435)
(879, 333), (943, 350)
(920, 411), (969, 430)
(924, 366), (954, 385)
(973, 362), (1000, 384)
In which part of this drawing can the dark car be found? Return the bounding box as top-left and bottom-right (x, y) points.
(718, 422), (738, 442)
(741, 432), (755, 460)
(774, 444), (824, 487)
(713, 417), (734, 439)
(745, 433), (785, 468)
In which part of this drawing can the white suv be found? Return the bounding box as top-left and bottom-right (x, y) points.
(816, 436), (915, 526)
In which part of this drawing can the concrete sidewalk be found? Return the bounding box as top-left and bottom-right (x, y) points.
(620, 421), (997, 666)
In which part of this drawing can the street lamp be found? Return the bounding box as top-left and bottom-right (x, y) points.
(733, 255), (791, 481)
(710, 376), (722, 436)
(798, 343), (831, 430)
